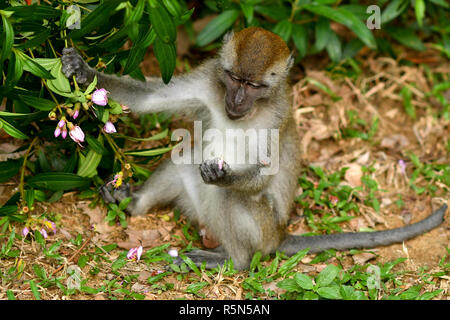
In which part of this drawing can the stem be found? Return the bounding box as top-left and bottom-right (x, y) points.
(19, 137), (38, 204)
(102, 129), (126, 166)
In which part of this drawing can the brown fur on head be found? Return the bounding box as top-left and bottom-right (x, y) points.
(220, 27), (293, 85)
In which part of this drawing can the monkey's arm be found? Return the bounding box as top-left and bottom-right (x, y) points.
(61, 48), (210, 115)
(199, 158), (271, 192)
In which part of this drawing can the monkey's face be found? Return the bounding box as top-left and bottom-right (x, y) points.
(223, 70), (269, 120)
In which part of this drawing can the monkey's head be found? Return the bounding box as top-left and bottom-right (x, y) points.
(219, 27), (293, 120)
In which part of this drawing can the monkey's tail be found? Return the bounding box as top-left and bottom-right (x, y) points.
(278, 204), (447, 256)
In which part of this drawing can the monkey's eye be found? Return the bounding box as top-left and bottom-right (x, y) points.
(247, 82), (264, 89)
(226, 71), (241, 82)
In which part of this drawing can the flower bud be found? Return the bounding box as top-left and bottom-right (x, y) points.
(54, 126), (61, 138)
(91, 88), (108, 106)
(69, 124), (85, 146)
(103, 121), (117, 134)
(48, 111), (57, 121)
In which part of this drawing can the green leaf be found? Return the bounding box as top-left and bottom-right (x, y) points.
(20, 53), (55, 79)
(0, 14), (14, 64)
(6, 290), (15, 300)
(29, 280), (41, 300)
(240, 2), (254, 23)
(386, 26), (425, 51)
(294, 273), (314, 290)
(116, 128), (168, 141)
(148, 1), (176, 44)
(180, 254), (202, 277)
(125, 145), (173, 157)
(401, 86), (416, 119)
(25, 188), (35, 208)
(272, 19), (292, 43)
(5, 5), (60, 21)
(196, 9), (239, 47)
(70, 0), (124, 39)
(119, 197), (132, 211)
(0, 117), (29, 139)
(123, 43), (147, 75)
(429, 0), (449, 8)
(304, 4), (376, 49)
(162, 0), (182, 17)
(317, 286), (342, 299)
(278, 248), (309, 276)
(381, 0), (409, 24)
(0, 159), (21, 183)
(276, 278), (299, 292)
(85, 135), (108, 155)
(77, 146), (103, 178)
(292, 24), (308, 58)
(27, 172), (91, 191)
(326, 32), (342, 62)
(46, 60), (73, 97)
(315, 16), (331, 51)
(249, 251), (262, 272)
(84, 76), (97, 95)
(414, 0), (425, 27)
(316, 264), (339, 287)
(18, 95), (56, 111)
(153, 38), (176, 84)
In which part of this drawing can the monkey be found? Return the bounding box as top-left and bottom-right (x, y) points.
(61, 27), (447, 270)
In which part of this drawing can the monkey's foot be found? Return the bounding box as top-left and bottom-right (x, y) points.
(173, 249), (228, 269)
(199, 158), (230, 184)
(61, 48), (94, 84)
(99, 182), (131, 205)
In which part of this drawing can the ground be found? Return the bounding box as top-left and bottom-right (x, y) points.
(0, 44), (448, 300)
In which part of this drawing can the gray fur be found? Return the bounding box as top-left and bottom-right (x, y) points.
(62, 37), (447, 270)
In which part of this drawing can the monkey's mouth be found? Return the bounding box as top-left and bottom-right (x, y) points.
(225, 102), (254, 120)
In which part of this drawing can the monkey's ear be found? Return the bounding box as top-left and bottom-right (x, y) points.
(223, 30), (234, 43)
(286, 52), (295, 70)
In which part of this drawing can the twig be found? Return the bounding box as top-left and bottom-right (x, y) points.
(51, 234), (94, 276)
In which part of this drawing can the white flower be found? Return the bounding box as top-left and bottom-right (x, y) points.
(168, 248), (178, 258)
(69, 125), (85, 146)
(91, 88), (108, 106)
(103, 121), (117, 134)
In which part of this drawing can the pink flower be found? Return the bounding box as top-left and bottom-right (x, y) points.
(103, 121), (117, 134)
(121, 104), (130, 113)
(22, 227), (30, 237)
(58, 119), (66, 128)
(69, 125), (85, 146)
(73, 109), (79, 120)
(127, 246), (143, 261)
(398, 160), (406, 174)
(54, 127), (61, 138)
(91, 88), (108, 106)
(44, 219), (57, 235)
(168, 248), (178, 258)
(40, 228), (48, 239)
(61, 128), (67, 139)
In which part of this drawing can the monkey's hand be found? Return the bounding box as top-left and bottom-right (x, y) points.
(99, 182), (131, 206)
(199, 158), (230, 185)
(61, 48), (95, 84)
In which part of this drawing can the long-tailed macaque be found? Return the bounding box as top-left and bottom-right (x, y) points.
(62, 27), (447, 270)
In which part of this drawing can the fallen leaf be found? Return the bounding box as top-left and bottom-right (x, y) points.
(344, 163), (363, 187)
(380, 134), (409, 150)
(352, 252), (377, 265)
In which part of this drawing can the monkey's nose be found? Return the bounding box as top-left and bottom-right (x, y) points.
(234, 86), (245, 105)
